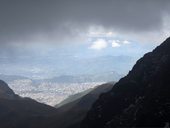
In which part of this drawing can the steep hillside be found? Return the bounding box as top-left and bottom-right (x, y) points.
(55, 88), (93, 108)
(0, 80), (17, 99)
(48, 82), (114, 128)
(0, 80), (57, 128)
(81, 37), (170, 128)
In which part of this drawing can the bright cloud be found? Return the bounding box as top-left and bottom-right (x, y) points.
(109, 39), (131, 48)
(89, 37), (131, 50)
(111, 40), (121, 48)
(89, 39), (108, 50)
(123, 40), (131, 44)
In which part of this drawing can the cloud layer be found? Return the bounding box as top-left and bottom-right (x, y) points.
(0, 0), (170, 47)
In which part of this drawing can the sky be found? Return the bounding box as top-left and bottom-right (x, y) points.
(0, 0), (170, 78)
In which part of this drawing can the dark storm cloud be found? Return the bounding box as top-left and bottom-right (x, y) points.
(0, 0), (170, 44)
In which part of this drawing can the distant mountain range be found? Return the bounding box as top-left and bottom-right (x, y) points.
(0, 74), (29, 83)
(0, 71), (122, 84)
(0, 55), (132, 79)
(42, 73), (122, 83)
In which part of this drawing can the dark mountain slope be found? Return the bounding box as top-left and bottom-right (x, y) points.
(0, 80), (17, 99)
(0, 80), (57, 128)
(41, 82), (114, 128)
(81, 37), (170, 128)
(55, 88), (93, 108)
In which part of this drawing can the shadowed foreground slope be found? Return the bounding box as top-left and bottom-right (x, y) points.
(0, 80), (57, 128)
(53, 83), (114, 128)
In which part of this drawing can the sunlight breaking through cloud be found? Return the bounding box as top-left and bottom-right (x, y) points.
(89, 39), (108, 50)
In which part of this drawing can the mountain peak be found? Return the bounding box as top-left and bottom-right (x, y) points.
(153, 37), (170, 54)
(0, 80), (16, 99)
